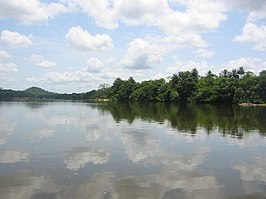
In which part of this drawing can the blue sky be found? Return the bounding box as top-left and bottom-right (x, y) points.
(0, 0), (266, 93)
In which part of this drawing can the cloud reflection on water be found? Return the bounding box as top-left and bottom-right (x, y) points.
(28, 128), (55, 143)
(0, 150), (29, 163)
(0, 119), (16, 145)
(64, 147), (110, 171)
(0, 170), (60, 199)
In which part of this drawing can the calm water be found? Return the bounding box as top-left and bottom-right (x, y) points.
(0, 101), (266, 199)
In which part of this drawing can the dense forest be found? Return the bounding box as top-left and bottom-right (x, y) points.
(1, 67), (266, 104)
(96, 67), (266, 104)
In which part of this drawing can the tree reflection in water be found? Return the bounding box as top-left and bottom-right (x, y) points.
(92, 103), (266, 137)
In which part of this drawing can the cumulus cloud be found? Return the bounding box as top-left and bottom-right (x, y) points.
(234, 23), (266, 51)
(26, 68), (104, 86)
(26, 55), (144, 91)
(158, 0), (226, 33)
(66, 26), (113, 51)
(0, 30), (32, 48)
(0, 0), (68, 24)
(166, 60), (213, 75)
(83, 58), (106, 73)
(67, 0), (118, 29)
(195, 48), (215, 58)
(26, 54), (56, 68)
(41, 71), (83, 83)
(65, 0), (226, 49)
(163, 57), (266, 78)
(0, 50), (11, 60)
(224, 57), (266, 74)
(44, 2), (69, 18)
(119, 0), (169, 25)
(222, 0), (266, 21)
(123, 0), (225, 49)
(0, 63), (18, 74)
(121, 39), (163, 69)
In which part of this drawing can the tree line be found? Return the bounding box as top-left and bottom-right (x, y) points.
(1, 67), (265, 104)
(0, 86), (96, 101)
(97, 67), (266, 104)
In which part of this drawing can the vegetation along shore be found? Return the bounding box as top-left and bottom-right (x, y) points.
(1, 67), (265, 104)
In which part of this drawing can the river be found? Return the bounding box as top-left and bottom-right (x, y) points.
(0, 101), (265, 199)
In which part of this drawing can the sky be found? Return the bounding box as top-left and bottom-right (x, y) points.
(0, 0), (266, 93)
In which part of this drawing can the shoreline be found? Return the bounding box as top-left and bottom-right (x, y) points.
(239, 103), (266, 107)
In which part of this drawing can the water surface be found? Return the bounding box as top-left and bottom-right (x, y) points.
(0, 101), (266, 199)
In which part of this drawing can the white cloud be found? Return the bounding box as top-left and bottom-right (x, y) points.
(248, 10), (266, 21)
(27, 72), (79, 84)
(0, 0), (68, 24)
(26, 68), (104, 85)
(222, 0), (266, 21)
(0, 63), (18, 74)
(195, 48), (215, 58)
(126, 0), (226, 49)
(65, 0), (226, 49)
(66, 26), (113, 51)
(44, 2), (69, 18)
(43, 71), (84, 83)
(67, 0), (118, 29)
(118, 0), (226, 35)
(156, 57), (266, 80)
(0, 30), (32, 48)
(0, 50), (11, 60)
(224, 57), (266, 74)
(164, 57), (266, 78)
(83, 58), (106, 73)
(160, 0), (226, 32)
(26, 54), (56, 68)
(119, 0), (169, 25)
(166, 60), (213, 75)
(224, 0), (266, 11)
(234, 23), (266, 51)
(26, 68), (125, 92)
(121, 38), (163, 69)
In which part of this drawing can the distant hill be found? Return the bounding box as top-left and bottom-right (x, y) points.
(0, 86), (98, 101)
(24, 87), (54, 96)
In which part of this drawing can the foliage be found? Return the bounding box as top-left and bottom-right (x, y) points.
(106, 67), (266, 104)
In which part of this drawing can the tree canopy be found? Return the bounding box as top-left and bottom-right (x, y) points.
(101, 67), (266, 104)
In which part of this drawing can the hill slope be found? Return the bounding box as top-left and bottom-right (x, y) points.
(24, 87), (54, 96)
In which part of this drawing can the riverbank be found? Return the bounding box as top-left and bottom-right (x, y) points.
(239, 103), (266, 107)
